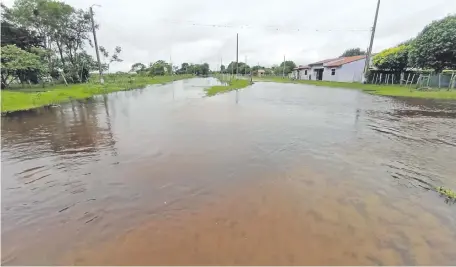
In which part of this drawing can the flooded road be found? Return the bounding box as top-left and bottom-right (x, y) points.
(2, 78), (456, 265)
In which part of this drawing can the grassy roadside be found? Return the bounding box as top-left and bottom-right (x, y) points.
(255, 76), (456, 100)
(206, 77), (251, 96)
(1, 75), (192, 113)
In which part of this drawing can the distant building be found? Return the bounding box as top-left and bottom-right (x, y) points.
(256, 69), (266, 77)
(305, 55), (367, 83)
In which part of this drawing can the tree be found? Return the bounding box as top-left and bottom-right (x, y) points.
(372, 44), (410, 72)
(130, 62), (146, 73)
(10, 0), (100, 83)
(226, 61), (250, 75)
(340, 48), (366, 57)
(148, 60), (170, 76)
(1, 3), (44, 50)
(278, 61), (296, 76)
(220, 64), (226, 73)
(408, 15), (456, 72)
(99, 45), (123, 73)
(1, 44), (44, 88)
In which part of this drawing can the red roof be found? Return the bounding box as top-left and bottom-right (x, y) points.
(324, 55), (366, 67)
(308, 58), (340, 66)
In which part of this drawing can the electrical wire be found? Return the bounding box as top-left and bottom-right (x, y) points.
(159, 19), (371, 32)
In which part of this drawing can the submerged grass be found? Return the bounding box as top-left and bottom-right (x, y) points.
(436, 186), (456, 201)
(255, 76), (456, 100)
(206, 77), (251, 96)
(1, 75), (192, 113)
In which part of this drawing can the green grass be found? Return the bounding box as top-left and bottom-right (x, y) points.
(206, 77), (251, 96)
(437, 186), (456, 201)
(254, 76), (456, 100)
(1, 75), (192, 113)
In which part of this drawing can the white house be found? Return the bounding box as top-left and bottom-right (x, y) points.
(299, 55), (367, 83)
(322, 55), (367, 83)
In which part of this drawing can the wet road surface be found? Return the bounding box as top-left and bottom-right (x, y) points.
(2, 78), (456, 265)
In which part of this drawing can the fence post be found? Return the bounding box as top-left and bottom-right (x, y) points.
(438, 73), (441, 89)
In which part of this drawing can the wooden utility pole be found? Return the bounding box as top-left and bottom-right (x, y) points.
(282, 55), (286, 78)
(363, 0), (381, 83)
(170, 55), (172, 75)
(236, 33), (239, 77)
(90, 6), (103, 84)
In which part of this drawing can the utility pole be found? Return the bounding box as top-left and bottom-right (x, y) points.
(170, 55), (172, 75)
(236, 33), (239, 77)
(282, 55), (286, 78)
(90, 5), (103, 84)
(363, 0), (381, 83)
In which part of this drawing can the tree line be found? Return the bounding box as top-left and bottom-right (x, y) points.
(1, 0), (122, 89)
(130, 61), (211, 76)
(214, 61), (297, 76)
(372, 15), (456, 73)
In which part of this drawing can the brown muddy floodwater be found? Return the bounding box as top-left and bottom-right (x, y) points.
(2, 78), (456, 265)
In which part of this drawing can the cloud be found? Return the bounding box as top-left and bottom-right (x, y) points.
(3, 0), (455, 71)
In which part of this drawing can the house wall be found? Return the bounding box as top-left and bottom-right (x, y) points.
(322, 59), (366, 82)
(298, 69), (310, 80)
(291, 70), (299, 79)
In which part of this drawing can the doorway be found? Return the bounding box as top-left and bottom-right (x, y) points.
(315, 69), (323, 80)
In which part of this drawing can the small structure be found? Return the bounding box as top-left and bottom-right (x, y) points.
(256, 69), (266, 77)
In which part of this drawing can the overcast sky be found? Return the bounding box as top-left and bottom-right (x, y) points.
(4, 0), (456, 71)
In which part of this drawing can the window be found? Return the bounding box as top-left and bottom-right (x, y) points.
(304, 70), (308, 75)
(331, 68), (336, 75)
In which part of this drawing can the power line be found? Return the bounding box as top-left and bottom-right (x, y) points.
(159, 19), (370, 32)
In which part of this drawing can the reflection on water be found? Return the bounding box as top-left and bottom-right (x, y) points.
(2, 78), (456, 265)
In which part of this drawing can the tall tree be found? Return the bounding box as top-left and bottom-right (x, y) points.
(1, 3), (44, 49)
(340, 48), (366, 57)
(279, 60), (296, 75)
(372, 44), (410, 72)
(408, 15), (456, 72)
(9, 0), (104, 83)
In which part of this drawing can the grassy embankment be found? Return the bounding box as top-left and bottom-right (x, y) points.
(1, 74), (192, 113)
(255, 76), (456, 100)
(205, 75), (251, 96)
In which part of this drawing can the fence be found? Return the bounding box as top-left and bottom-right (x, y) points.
(368, 70), (456, 89)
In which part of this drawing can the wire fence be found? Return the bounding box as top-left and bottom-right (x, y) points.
(367, 70), (456, 90)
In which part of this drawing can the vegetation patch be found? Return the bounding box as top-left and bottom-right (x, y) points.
(436, 186), (456, 202)
(206, 78), (251, 97)
(1, 75), (192, 113)
(254, 77), (456, 100)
